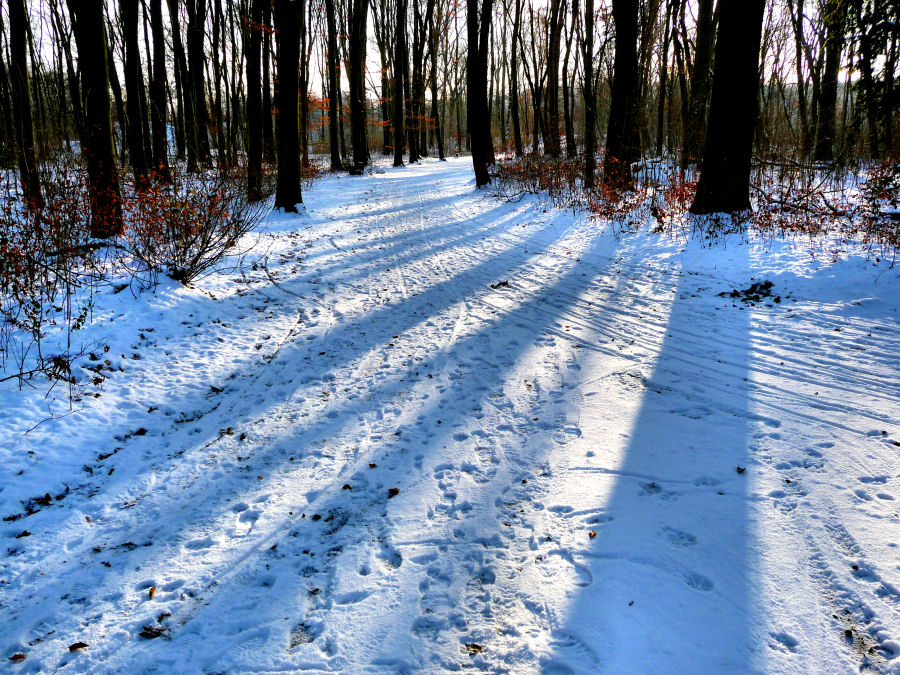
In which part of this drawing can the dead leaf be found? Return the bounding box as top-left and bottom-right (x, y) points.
(148, 586), (157, 599)
(465, 643), (484, 654)
(68, 642), (88, 652)
(588, 531), (597, 539)
(139, 626), (166, 639)
(8, 653), (25, 662)
(388, 488), (400, 498)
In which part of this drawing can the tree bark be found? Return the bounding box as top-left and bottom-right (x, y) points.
(68, 0), (124, 237)
(262, 0), (276, 163)
(169, 0), (196, 168)
(467, 0), (494, 186)
(348, 0), (370, 169)
(544, 0), (563, 157)
(325, 0), (344, 169)
(121, 0), (150, 186)
(429, 1), (445, 160)
(509, 0), (524, 156)
(247, 0), (265, 199)
(8, 0), (42, 206)
(604, 0), (640, 186)
(690, 0), (765, 214)
(149, 0), (170, 179)
(680, 0), (714, 167)
(394, 0), (407, 166)
(814, 0), (846, 162)
(187, 0), (212, 166)
(273, 0), (303, 209)
(582, 0), (596, 187)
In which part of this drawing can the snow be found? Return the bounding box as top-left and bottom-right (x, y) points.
(2, 157), (899, 673)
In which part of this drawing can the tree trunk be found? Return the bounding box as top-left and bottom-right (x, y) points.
(655, 0), (672, 156)
(273, 0), (303, 210)
(187, 0), (212, 166)
(121, 0), (150, 186)
(262, 0), (276, 163)
(393, 0), (407, 166)
(814, 0), (846, 162)
(169, 0), (196, 168)
(8, 0), (42, 206)
(67, 0), (123, 237)
(544, 0), (563, 157)
(509, 0), (524, 156)
(690, 0), (765, 214)
(429, 3), (445, 160)
(604, 0), (640, 186)
(149, 0), (170, 179)
(467, 0), (494, 186)
(348, 0), (370, 169)
(247, 0), (265, 199)
(0, 26), (14, 167)
(582, 0), (596, 187)
(325, 0), (343, 169)
(787, 0), (809, 156)
(679, 0), (714, 167)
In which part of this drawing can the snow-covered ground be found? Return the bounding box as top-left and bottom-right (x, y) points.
(2, 157), (899, 673)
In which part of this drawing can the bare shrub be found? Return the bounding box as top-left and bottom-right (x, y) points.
(0, 161), (102, 387)
(121, 164), (272, 285)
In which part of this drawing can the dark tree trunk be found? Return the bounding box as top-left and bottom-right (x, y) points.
(544, 0), (563, 157)
(247, 0), (265, 199)
(325, 0), (344, 169)
(106, 37), (127, 156)
(371, 0), (393, 155)
(681, 0), (715, 167)
(393, 0), (407, 166)
(273, 0), (303, 210)
(429, 4), (445, 160)
(814, 0), (846, 162)
(787, 0), (809, 156)
(8, 0), (42, 206)
(67, 0), (123, 237)
(348, 0), (370, 169)
(655, 0), (672, 156)
(121, 0), (150, 186)
(690, 0), (765, 214)
(403, 11), (415, 160)
(0, 29), (14, 167)
(300, 0), (310, 167)
(48, 0), (84, 146)
(467, 0), (494, 186)
(604, 0), (640, 186)
(582, 0), (596, 187)
(149, 0), (170, 179)
(262, 0), (276, 163)
(509, 0), (524, 156)
(212, 0), (227, 165)
(187, 0), (212, 166)
(169, 0), (196, 167)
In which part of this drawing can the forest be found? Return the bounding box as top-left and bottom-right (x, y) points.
(1, 0), (899, 672)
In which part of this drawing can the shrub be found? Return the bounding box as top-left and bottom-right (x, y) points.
(0, 161), (100, 387)
(121, 164), (272, 285)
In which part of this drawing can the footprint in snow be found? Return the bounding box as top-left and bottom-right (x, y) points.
(685, 572), (714, 591)
(185, 536), (216, 550)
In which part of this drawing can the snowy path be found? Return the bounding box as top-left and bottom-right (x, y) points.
(2, 158), (900, 673)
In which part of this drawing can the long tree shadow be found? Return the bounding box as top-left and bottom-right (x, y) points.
(42, 231), (626, 672)
(1, 201), (621, 669)
(543, 242), (759, 672)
